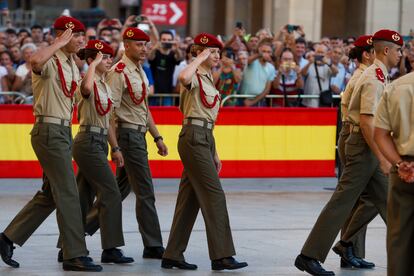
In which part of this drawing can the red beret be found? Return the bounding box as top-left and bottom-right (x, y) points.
(354, 35), (373, 48)
(123, 27), (149, 41)
(194, 33), (223, 49)
(85, 40), (114, 56)
(54, 16), (85, 33)
(373, 29), (403, 46)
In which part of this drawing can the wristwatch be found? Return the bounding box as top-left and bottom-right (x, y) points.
(154, 136), (163, 143)
(111, 146), (121, 153)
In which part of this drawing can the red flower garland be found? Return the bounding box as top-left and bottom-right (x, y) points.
(93, 82), (112, 116)
(55, 57), (77, 98)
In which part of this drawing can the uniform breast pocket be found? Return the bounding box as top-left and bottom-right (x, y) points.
(130, 81), (144, 98)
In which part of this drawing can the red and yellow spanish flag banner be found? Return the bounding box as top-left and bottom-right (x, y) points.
(0, 105), (337, 178)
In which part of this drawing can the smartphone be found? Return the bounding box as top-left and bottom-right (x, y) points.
(236, 21), (243, 29)
(135, 15), (143, 23)
(287, 24), (299, 33)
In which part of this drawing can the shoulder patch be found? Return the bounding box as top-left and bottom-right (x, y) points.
(375, 68), (385, 83)
(115, 62), (126, 73)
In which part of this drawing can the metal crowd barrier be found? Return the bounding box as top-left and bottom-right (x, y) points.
(0, 92), (33, 104)
(220, 94), (341, 107)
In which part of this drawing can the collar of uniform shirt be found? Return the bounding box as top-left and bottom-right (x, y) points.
(55, 48), (71, 64)
(374, 58), (389, 78)
(359, 63), (368, 70)
(122, 54), (142, 74)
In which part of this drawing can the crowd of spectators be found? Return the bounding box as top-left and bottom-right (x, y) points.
(0, 13), (413, 107)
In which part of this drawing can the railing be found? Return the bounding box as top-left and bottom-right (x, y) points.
(0, 92), (342, 108)
(220, 94), (341, 107)
(148, 93), (181, 106)
(0, 92), (33, 104)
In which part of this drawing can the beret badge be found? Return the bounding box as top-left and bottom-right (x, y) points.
(126, 30), (134, 38)
(200, 36), (209, 44)
(367, 37), (373, 45)
(392, 33), (400, 42)
(65, 22), (75, 30)
(95, 42), (103, 50)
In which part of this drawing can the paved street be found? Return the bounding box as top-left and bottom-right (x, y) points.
(0, 178), (386, 275)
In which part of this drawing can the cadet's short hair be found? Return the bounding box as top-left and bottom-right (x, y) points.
(190, 44), (206, 57)
(373, 40), (398, 54)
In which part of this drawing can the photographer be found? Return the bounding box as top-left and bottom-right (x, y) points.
(148, 30), (183, 106)
(301, 44), (338, 107)
(224, 23), (247, 53)
(270, 48), (303, 107)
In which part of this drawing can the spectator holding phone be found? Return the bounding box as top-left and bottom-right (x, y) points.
(224, 23), (247, 53)
(148, 30), (183, 106)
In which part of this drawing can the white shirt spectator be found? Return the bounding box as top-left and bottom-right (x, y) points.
(173, 60), (188, 87)
(16, 63), (29, 80)
(303, 63), (333, 107)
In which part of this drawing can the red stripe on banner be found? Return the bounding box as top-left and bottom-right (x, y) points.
(0, 106), (337, 126)
(0, 160), (335, 178)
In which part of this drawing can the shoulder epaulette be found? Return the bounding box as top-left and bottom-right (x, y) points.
(115, 62), (126, 73)
(375, 68), (385, 83)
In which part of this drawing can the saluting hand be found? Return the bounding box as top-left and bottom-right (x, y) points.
(92, 51), (103, 66)
(197, 48), (212, 62)
(54, 28), (73, 48)
(156, 140), (168, 157)
(111, 151), (124, 167)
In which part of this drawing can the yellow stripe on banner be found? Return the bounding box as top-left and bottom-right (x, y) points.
(0, 124), (336, 161)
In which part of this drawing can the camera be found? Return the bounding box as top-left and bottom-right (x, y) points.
(287, 24), (299, 33)
(314, 55), (324, 62)
(236, 21), (243, 29)
(281, 61), (296, 71)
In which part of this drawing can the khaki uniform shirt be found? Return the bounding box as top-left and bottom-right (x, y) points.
(77, 73), (113, 129)
(340, 63), (367, 122)
(179, 66), (220, 122)
(347, 59), (390, 125)
(375, 72), (414, 156)
(32, 49), (80, 120)
(107, 54), (149, 126)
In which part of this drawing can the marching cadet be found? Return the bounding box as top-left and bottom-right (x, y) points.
(295, 29), (402, 275)
(56, 40), (133, 264)
(0, 16), (102, 271)
(82, 27), (168, 259)
(161, 33), (248, 271)
(374, 71), (414, 276)
(333, 35), (377, 268)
